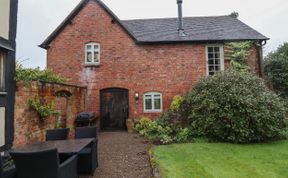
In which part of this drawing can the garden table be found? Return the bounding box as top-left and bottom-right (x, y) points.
(11, 138), (95, 154)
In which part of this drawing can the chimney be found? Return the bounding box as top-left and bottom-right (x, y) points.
(177, 0), (186, 37)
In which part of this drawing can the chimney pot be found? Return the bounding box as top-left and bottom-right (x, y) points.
(177, 0), (186, 37)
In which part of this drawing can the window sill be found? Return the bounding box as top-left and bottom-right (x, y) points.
(144, 110), (163, 113)
(84, 64), (101, 68)
(0, 92), (7, 96)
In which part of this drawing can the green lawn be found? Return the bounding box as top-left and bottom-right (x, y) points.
(151, 140), (288, 178)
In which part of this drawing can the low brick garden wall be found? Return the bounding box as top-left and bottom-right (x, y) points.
(14, 81), (87, 146)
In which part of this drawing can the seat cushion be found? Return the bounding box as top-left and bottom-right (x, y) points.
(78, 148), (91, 155)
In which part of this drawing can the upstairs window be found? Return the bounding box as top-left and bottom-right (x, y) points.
(206, 45), (224, 75)
(144, 92), (163, 112)
(0, 52), (5, 92)
(85, 43), (100, 65)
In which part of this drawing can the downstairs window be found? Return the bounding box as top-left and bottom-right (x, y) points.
(144, 92), (163, 112)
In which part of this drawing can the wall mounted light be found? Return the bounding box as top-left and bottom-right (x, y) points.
(135, 92), (139, 104)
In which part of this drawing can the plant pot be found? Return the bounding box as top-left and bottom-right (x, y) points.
(126, 118), (134, 133)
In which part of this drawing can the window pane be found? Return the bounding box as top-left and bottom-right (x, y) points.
(145, 94), (152, 99)
(215, 59), (220, 64)
(214, 47), (220, 52)
(215, 66), (220, 71)
(208, 53), (214, 59)
(154, 94), (161, 98)
(94, 52), (99, 63)
(154, 98), (161, 110)
(209, 66), (214, 71)
(208, 47), (213, 53)
(86, 45), (92, 51)
(94, 45), (99, 50)
(215, 52), (220, 59)
(86, 52), (92, 62)
(208, 59), (214, 65)
(145, 98), (152, 110)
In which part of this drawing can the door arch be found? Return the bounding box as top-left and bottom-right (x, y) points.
(100, 88), (129, 130)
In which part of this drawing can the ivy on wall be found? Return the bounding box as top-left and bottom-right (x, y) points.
(226, 41), (253, 72)
(28, 99), (61, 121)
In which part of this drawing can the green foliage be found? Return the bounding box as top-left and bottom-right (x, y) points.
(264, 43), (288, 97)
(185, 69), (287, 143)
(175, 128), (192, 143)
(15, 64), (66, 85)
(135, 115), (193, 144)
(265, 42), (288, 60)
(156, 111), (172, 127)
(134, 117), (173, 144)
(28, 99), (61, 120)
(134, 116), (152, 132)
(156, 110), (183, 128)
(227, 41), (252, 72)
(158, 103), (189, 128)
(170, 95), (184, 112)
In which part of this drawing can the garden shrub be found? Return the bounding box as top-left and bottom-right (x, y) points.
(185, 69), (287, 143)
(155, 110), (183, 129)
(175, 128), (192, 143)
(134, 117), (174, 144)
(15, 64), (66, 85)
(135, 114), (194, 144)
(134, 116), (152, 133)
(170, 95), (184, 112)
(157, 102), (189, 128)
(264, 43), (288, 97)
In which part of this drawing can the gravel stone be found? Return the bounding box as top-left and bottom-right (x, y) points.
(81, 132), (152, 178)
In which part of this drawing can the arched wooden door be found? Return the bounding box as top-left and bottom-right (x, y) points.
(100, 88), (129, 130)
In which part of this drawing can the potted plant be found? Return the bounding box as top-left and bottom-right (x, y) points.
(126, 118), (135, 133)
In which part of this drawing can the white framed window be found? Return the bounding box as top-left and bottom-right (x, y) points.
(206, 45), (224, 76)
(0, 52), (5, 92)
(143, 92), (163, 112)
(85, 43), (100, 65)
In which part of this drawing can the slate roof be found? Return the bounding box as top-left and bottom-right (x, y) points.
(40, 0), (268, 49)
(122, 16), (268, 43)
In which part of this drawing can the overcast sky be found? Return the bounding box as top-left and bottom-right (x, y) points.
(17, 0), (288, 69)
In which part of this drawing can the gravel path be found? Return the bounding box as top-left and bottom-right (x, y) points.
(81, 132), (152, 178)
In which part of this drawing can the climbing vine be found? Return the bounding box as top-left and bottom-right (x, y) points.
(28, 99), (61, 121)
(226, 41), (253, 72)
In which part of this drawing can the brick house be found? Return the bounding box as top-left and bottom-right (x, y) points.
(0, 0), (18, 151)
(40, 0), (268, 130)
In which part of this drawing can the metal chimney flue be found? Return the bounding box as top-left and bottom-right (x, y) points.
(177, 0), (186, 37)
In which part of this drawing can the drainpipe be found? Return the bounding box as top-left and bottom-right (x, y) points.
(256, 40), (267, 77)
(177, 0), (186, 37)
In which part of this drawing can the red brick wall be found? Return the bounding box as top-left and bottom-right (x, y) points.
(14, 81), (86, 146)
(46, 1), (260, 119)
